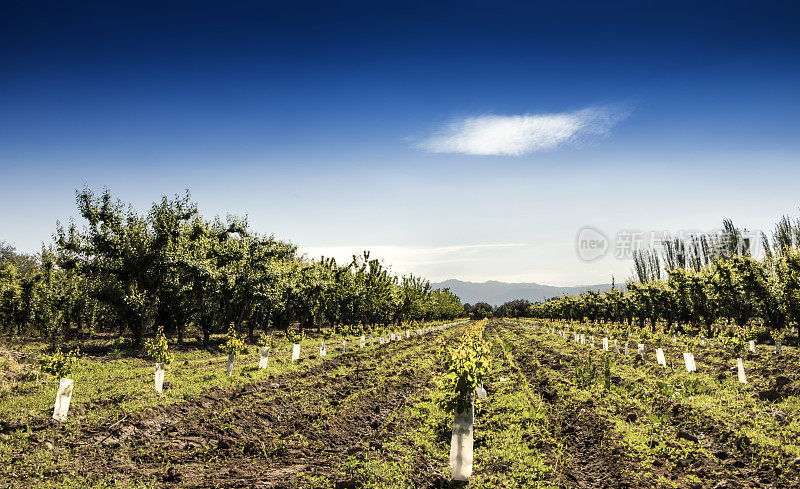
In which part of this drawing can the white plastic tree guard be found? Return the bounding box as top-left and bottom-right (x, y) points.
(590, 336), (595, 347)
(342, 340), (346, 352)
(360, 335), (365, 348)
(226, 354), (235, 376)
(656, 348), (666, 367)
(370, 335), (374, 346)
(291, 344), (301, 362)
(637, 343), (645, 356)
(52, 378), (74, 422)
(776, 342), (782, 354)
(449, 404), (474, 481)
(259, 347), (270, 369)
(683, 352), (696, 372)
(475, 384), (487, 399)
(320, 341), (326, 357)
(737, 358), (747, 383)
(580, 334), (585, 344)
(602, 338), (609, 351)
(624, 341), (629, 356)
(614, 339), (620, 354)
(749, 340), (756, 353)
(154, 362), (165, 393)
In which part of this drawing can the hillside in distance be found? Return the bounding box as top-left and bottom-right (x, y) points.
(431, 279), (615, 307)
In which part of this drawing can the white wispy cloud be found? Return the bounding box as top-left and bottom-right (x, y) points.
(419, 105), (629, 156)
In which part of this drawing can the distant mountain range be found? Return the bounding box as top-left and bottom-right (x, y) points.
(430, 279), (615, 307)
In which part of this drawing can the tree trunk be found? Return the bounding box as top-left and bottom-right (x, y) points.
(176, 318), (184, 344)
(203, 322), (211, 348)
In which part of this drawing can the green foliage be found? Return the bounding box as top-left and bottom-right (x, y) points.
(574, 356), (597, 389)
(719, 334), (745, 358)
(770, 328), (786, 344)
(284, 328), (304, 345)
(602, 354), (613, 390)
(220, 323), (245, 356)
(442, 320), (492, 414)
(257, 331), (275, 348)
(0, 189), (464, 352)
(144, 326), (173, 365)
(41, 347), (80, 379)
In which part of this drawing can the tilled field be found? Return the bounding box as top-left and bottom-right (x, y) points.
(4, 320), (798, 489)
(495, 320), (800, 489)
(4, 328), (462, 488)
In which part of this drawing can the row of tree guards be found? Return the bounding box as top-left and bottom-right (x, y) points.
(508, 319), (778, 385)
(51, 321), (468, 423)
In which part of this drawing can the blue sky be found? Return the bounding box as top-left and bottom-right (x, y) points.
(2, 1), (800, 285)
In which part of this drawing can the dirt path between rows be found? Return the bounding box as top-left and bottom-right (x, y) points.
(20, 328), (460, 488)
(488, 322), (635, 489)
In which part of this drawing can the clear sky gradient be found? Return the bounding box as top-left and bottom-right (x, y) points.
(2, 1), (799, 285)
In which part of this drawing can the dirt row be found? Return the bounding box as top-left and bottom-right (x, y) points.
(486, 321), (635, 488)
(8, 327), (462, 488)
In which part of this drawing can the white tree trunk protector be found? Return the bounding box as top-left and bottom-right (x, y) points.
(574, 333), (579, 342)
(379, 336), (385, 345)
(776, 342), (782, 354)
(259, 347), (270, 369)
(701, 337), (706, 346)
(637, 343), (645, 356)
(154, 363), (165, 393)
(624, 341), (629, 356)
(656, 348), (666, 367)
(580, 334), (585, 344)
(320, 341), (326, 357)
(737, 358), (747, 383)
(475, 383), (487, 400)
(291, 344), (301, 362)
(614, 339), (620, 354)
(360, 335), (365, 348)
(749, 340), (756, 353)
(450, 405), (474, 481)
(370, 335), (373, 346)
(390, 332), (396, 341)
(683, 352), (696, 372)
(226, 354), (235, 376)
(52, 378), (74, 422)
(405, 330), (410, 339)
(590, 336), (595, 347)
(342, 340), (346, 351)
(602, 338), (609, 351)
